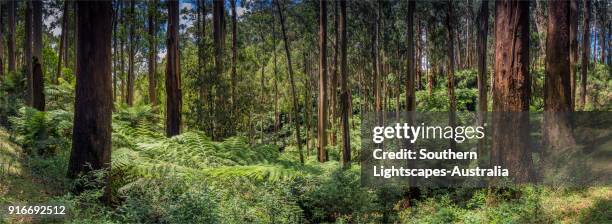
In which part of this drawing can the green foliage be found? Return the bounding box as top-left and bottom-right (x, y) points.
(8, 107), (72, 156)
(0, 71), (26, 127)
(301, 168), (377, 223)
(45, 80), (75, 111)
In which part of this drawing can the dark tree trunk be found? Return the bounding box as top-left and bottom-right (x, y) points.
(446, 0), (457, 150)
(25, 1), (33, 106)
(544, 0), (575, 152)
(32, 0), (44, 111)
(492, 0), (533, 183)
(318, 0), (328, 162)
(212, 0), (226, 139)
(68, 1), (113, 205)
(580, 0), (590, 109)
(406, 1), (415, 111)
(126, 0), (135, 106)
(339, 0), (350, 168)
(148, 0), (158, 106)
(113, 1), (118, 102)
(477, 0), (489, 156)
(7, 0), (15, 73)
(276, 0), (304, 164)
(165, 0), (181, 137)
(570, 0), (578, 110)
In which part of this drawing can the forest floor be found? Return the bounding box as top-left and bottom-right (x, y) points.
(0, 129), (63, 224)
(0, 126), (610, 223)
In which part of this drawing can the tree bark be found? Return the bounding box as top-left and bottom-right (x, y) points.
(148, 0), (158, 106)
(212, 0), (225, 139)
(120, 0), (126, 102)
(276, 0), (304, 164)
(57, 1), (69, 84)
(446, 0), (457, 150)
(544, 0), (575, 152)
(32, 0), (44, 111)
(318, 0), (328, 162)
(570, 0), (578, 110)
(68, 1), (113, 205)
(477, 0), (489, 156)
(337, 0), (350, 167)
(492, 0), (533, 183)
(329, 0), (338, 146)
(24, 1), (33, 106)
(580, 0), (590, 109)
(165, 0), (181, 137)
(126, 0), (135, 106)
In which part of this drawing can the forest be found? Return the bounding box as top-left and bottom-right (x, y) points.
(0, 0), (610, 223)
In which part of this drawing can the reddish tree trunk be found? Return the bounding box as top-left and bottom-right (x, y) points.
(68, 1), (113, 204)
(580, 0), (590, 108)
(570, 0), (578, 110)
(492, 0), (533, 183)
(165, 0), (182, 137)
(544, 0), (575, 151)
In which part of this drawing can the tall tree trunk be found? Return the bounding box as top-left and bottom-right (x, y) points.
(329, 0), (338, 146)
(24, 1), (33, 106)
(148, 0), (158, 106)
(477, 0), (489, 155)
(165, 0), (181, 137)
(119, 1), (126, 102)
(32, 0), (44, 111)
(406, 1), (415, 111)
(446, 0), (457, 150)
(7, 0), (15, 73)
(68, 1), (113, 205)
(492, 0), (532, 183)
(126, 0), (135, 106)
(580, 0), (590, 109)
(570, 0), (578, 110)
(544, 0), (575, 150)
(212, 0), (225, 139)
(276, 0), (304, 164)
(57, 1), (69, 84)
(599, 1), (606, 63)
(230, 0), (237, 112)
(318, 0), (328, 162)
(374, 1), (381, 113)
(339, 0), (349, 168)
